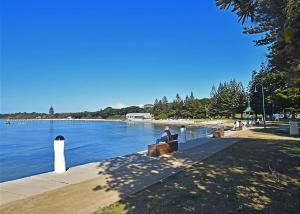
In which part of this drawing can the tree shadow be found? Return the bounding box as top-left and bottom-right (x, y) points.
(93, 135), (300, 213)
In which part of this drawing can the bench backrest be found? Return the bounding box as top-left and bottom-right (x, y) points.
(168, 134), (178, 142)
(148, 134), (179, 157)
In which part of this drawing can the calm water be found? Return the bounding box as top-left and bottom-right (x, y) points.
(0, 120), (210, 182)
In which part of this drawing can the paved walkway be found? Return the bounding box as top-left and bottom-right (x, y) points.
(0, 130), (243, 214)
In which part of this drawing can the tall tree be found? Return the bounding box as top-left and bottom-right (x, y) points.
(175, 93), (182, 103)
(216, 0), (300, 114)
(49, 106), (54, 115)
(209, 85), (218, 118)
(190, 91), (195, 101)
(162, 96), (168, 104)
(184, 95), (190, 105)
(210, 80), (246, 118)
(153, 98), (164, 116)
(161, 96), (169, 114)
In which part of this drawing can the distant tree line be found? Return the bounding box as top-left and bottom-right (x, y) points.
(152, 92), (209, 120)
(0, 106), (146, 120)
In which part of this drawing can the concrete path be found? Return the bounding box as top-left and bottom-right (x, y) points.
(0, 130), (242, 214)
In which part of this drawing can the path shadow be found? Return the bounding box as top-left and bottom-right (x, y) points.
(93, 149), (196, 195)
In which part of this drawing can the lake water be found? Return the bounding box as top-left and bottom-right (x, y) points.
(0, 120), (210, 182)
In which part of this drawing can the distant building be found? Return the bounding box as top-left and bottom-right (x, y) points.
(126, 113), (153, 120)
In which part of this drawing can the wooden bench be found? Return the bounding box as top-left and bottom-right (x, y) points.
(147, 134), (179, 157)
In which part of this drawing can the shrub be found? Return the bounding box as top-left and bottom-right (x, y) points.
(155, 113), (168, 120)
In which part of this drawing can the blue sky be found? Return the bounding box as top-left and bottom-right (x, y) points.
(1, 0), (266, 113)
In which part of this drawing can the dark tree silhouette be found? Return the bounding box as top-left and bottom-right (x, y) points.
(49, 106), (54, 115)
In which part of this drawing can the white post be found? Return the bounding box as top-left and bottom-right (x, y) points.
(54, 135), (66, 173)
(180, 126), (186, 143)
(180, 126), (186, 133)
(289, 121), (299, 136)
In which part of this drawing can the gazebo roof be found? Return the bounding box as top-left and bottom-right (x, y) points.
(244, 106), (254, 113)
(244, 99), (254, 113)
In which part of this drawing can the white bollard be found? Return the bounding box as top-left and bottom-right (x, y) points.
(54, 135), (66, 173)
(180, 126), (187, 143)
(289, 121), (299, 136)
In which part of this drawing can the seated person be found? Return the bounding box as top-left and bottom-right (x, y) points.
(156, 126), (172, 144)
(239, 120), (244, 127)
(233, 120), (239, 129)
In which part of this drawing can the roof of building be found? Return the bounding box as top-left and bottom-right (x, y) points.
(144, 104), (154, 108)
(244, 100), (254, 113)
(126, 113), (152, 116)
(244, 106), (254, 113)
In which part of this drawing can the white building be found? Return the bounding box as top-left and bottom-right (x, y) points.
(126, 113), (153, 120)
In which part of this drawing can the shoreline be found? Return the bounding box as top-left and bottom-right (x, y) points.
(128, 119), (232, 127)
(2, 118), (233, 128)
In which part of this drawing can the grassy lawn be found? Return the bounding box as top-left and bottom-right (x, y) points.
(96, 130), (300, 214)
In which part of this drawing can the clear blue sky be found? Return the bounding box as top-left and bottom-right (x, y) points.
(1, 0), (266, 113)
